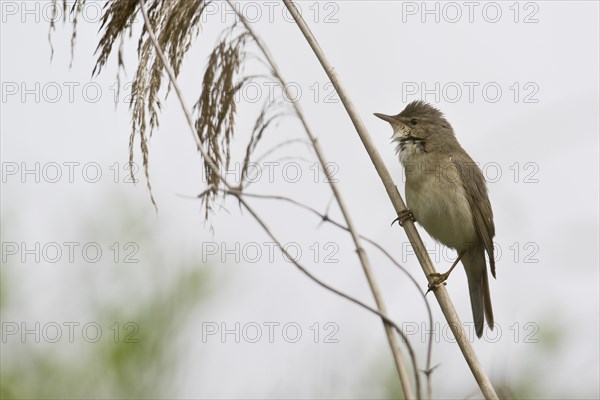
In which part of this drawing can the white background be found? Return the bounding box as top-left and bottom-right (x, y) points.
(1, 1), (599, 398)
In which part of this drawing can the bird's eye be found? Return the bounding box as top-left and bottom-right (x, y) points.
(410, 118), (418, 125)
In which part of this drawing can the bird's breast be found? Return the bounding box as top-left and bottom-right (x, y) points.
(403, 154), (479, 250)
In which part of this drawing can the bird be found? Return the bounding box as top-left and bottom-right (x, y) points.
(375, 100), (496, 338)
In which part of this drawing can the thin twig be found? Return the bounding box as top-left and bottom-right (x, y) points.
(281, 1), (498, 399)
(255, 138), (312, 164)
(229, 3), (418, 397)
(225, 189), (436, 388)
(138, 2), (419, 395)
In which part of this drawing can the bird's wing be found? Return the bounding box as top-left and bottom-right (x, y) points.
(453, 156), (496, 278)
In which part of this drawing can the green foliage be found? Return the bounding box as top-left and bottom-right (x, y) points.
(0, 200), (212, 399)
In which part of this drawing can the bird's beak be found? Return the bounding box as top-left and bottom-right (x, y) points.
(373, 113), (398, 124)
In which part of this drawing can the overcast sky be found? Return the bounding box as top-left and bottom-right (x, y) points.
(2, 1), (599, 399)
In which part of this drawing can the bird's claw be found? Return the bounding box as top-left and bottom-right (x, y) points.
(425, 272), (450, 295)
(391, 209), (415, 227)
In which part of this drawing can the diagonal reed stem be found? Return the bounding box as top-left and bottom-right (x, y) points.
(138, 1), (419, 397)
(281, 1), (499, 399)
(227, 2), (417, 397)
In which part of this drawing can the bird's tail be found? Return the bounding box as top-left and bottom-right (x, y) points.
(463, 246), (494, 338)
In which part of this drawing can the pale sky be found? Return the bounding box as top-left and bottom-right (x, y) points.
(1, 1), (599, 398)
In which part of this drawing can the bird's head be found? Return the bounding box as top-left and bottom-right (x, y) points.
(374, 100), (454, 152)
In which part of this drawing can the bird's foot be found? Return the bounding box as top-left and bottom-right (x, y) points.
(425, 272), (450, 295)
(425, 250), (465, 294)
(391, 209), (415, 227)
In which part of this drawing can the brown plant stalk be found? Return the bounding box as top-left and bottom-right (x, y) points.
(281, 1), (499, 399)
(226, 2), (419, 397)
(137, 1), (422, 397)
(50, 0), (446, 396)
